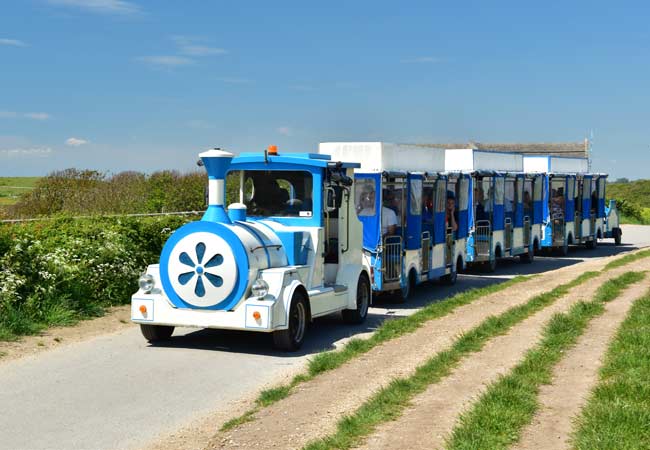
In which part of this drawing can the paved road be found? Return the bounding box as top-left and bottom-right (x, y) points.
(0, 225), (648, 450)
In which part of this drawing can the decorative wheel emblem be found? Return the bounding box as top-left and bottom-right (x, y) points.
(167, 231), (238, 307)
(178, 242), (224, 297)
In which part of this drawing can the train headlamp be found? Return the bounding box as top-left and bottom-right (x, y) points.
(251, 279), (269, 298)
(139, 274), (155, 293)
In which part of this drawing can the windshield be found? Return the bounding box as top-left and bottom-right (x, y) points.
(228, 170), (313, 217)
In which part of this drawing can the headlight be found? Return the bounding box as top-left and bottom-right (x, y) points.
(251, 279), (269, 298)
(139, 274), (155, 293)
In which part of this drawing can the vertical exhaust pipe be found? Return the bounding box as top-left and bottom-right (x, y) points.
(199, 148), (233, 223)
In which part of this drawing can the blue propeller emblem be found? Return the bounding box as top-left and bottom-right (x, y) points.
(177, 242), (224, 297)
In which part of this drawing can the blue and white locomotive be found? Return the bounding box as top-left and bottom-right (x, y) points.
(131, 147), (371, 351)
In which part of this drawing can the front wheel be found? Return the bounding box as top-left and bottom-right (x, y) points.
(586, 238), (597, 250)
(614, 228), (622, 245)
(140, 324), (174, 342)
(342, 274), (370, 324)
(441, 269), (457, 285)
(273, 291), (308, 351)
(519, 248), (534, 264)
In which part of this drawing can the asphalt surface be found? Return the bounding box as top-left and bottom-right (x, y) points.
(0, 225), (648, 450)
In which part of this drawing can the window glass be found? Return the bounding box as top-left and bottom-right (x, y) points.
(533, 176), (543, 202)
(567, 177), (575, 199)
(494, 177), (504, 205)
(504, 179), (515, 213)
(599, 178), (606, 198)
(384, 181), (404, 224)
(409, 178), (422, 216)
(435, 180), (446, 212)
(229, 170), (313, 217)
(422, 183), (435, 224)
(459, 177), (469, 210)
(355, 178), (376, 216)
(582, 178), (591, 200)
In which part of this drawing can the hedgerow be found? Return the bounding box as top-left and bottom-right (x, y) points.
(0, 215), (195, 340)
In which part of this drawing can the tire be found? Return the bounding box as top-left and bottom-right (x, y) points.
(342, 274), (370, 324)
(273, 291), (308, 351)
(395, 270), (415, 303)
(558, 241), (569, 256)
(484, 258), (497, 273)
(586, 238), (597, 250)
(442, 261), (458, 285)
(519, 247), (534, 264)
(614, 228), (622, 246)
(140, 324), (174, 342)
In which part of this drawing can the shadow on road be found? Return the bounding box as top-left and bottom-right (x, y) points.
(151, 239), (641, 356)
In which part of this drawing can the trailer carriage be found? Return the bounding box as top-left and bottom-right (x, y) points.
(319, 142), (469, 300)
(445, 149), (534, 271)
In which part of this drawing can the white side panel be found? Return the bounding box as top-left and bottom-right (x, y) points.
(446, 149), (523, 172)
(523, 156), (550, 173)
(550, 157), (589, 173)
(319, 142), (445, 172)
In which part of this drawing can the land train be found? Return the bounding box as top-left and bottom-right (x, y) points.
(131, 143), (621, 350)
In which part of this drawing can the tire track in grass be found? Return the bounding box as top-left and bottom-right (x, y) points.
(353, 266), (645, 450)
(512, 274), (649, 450)
(445, 269), (648, 450)
(207, 258), (609, 449)
(571, 287), (650, 450)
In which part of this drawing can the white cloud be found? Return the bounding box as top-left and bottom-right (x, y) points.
(277, 126), (293, 136)
(23, 112), (51, 120)
(172, 36), (227, 57)
(401, 56), (442, 64)
(0, 111), (51, 120)
(0, 38), (27, 47)
(136, 55), (194, 67)
(66, 137), (89, 146)
(47, 0), (140, 15)
(0, 147), (52, 157)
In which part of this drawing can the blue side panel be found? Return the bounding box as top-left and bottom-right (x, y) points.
(355, 173), (382, 250)
(533, 201), (543, 224)
(275, 231), (309, 265)
(493, 204), (505, 231)
(565, 176), (575, 221)
(406, 173), (423, 250)
(514, 175), (524, 228)
(582, 175), (592, 221)
(457, 174), (469, 239)
(597, 176), (606, 218)
(543, 175), (550, 224)
(541, 223), (553, 247)
(433, 178), (446, 245)
(466, 176), (474, 236)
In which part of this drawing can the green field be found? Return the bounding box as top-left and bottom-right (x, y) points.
(608, 179), (650, 224)
(0, 177), (40, 206)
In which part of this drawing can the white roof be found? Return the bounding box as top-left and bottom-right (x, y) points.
(523, 155), (589, 173)
(319, 142), (445, 172)
(444, 149), (523, 172)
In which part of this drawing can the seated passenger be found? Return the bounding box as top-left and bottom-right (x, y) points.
(382, 191), (398, 237)
(446, 190), (458, 233)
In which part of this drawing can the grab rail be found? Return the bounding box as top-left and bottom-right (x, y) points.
(421, 231), (431, 273)
(382, 236), (402, 282)
(475, 220), (491, 257)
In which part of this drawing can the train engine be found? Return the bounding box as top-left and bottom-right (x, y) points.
(131, 147), (370, 351)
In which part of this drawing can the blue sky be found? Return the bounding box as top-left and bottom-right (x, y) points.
(1, 0), (648, 179)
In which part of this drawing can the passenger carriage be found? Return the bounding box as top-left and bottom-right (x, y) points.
(523, 156), (611, 252)
(445, 149), (534, 271)
(131, 147), (372, 351)
(319, 142), (469, 301)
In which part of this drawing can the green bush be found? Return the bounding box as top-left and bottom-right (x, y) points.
(0, 214), (195, 340)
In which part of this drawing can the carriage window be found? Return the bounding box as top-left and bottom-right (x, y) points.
(422, 184), (435, 224)
(567, 178), (575, 200)
(524, 179), (533, 214)
(228, 170), (313, 217)
(355, 179), (376, 217)
(409, 179), (422, 216)
(494, 177), (504, 205)
(435, 180), (446, 212)
(459, 178), (469, 210)
(533, 176), (543, 202)
(504, 179), (515, 213)
(384, 181), (404, 224)
(516, 178), (523, 205)
(598, 178), (605, 199)
(582, 179), (591, 200)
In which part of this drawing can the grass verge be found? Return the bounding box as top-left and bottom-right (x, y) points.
(571, 288), (650, 449)
(301, 270), (601, 450)
(220, 275), (531, 431)
(446, 271), (646, 450)
(603, 248), (650, 270)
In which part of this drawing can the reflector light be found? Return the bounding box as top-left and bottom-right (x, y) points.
(253, 311), (261, 321)
(139, 305), (147, 314)
(268, 145), (278, 155)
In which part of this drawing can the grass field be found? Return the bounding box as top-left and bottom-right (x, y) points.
(0, 177), (39, 206)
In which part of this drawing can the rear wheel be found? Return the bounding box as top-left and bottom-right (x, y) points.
(557, 241), (569, 256)
(140, 324), (174, 342)
(519, 247), (534, 264)
(484, 258), (497, 273)
(273, 291), (308, 351)
(395, 270), (415, 303)
(614, 228), (622, 245)
(586, 238), (597, 250)
(342, 274), (370, 324)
